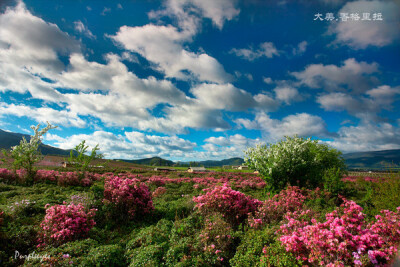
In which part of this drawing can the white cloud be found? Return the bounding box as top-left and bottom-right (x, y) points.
(111, 24), (232, 83)
(326, 122), (400, 152)
(202, 134), (262, 159)
(74, 20), (96, 39)
(328, 0), (400, 49)
(230, 42), (280, 61)
(47, 130), (196, 160)
(149, 0), (239, 32)
(317, 85), (400, 121)
(0, 2), (79, 73)
(274, 86), (303, 104)
(292, 41), (308, 56)
(0, 103), (86, 128)
(191, 83), (256, 111)
(137, 103), (232, 133)
(0, 1), (79, 101)
(292, 58), (378, 93)
(101, 7), (111, 16)
(236, 112), (332, 141)
(263, 77), (273, 84)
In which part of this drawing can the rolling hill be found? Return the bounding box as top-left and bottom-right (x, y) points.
(119, 157), (175, 166)
(342, 149), (400, 170)
(0, 129), (72, 156)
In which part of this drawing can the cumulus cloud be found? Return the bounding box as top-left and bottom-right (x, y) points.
(292, 41), (308, 56)
(292, 58), (379, 93)
(111, 24), (232, 83)
(46, 130), (197, 160)
(236, 112), (332, 141)
(274, 86), (303, 104)
(0, 2), (79, 74)
(230, 42), (280, 61)
(202, 134), (262, 159)
(328, 0), (400, 49)
(73, 20), (96, 39)
(326, 122), (400, 152)
(0, 1), (79, 101)
(0, 103), (86, 128)
(317, 85), (400, 121)
(149, 0), (239, 32)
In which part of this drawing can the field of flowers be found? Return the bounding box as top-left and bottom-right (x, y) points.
(0, 167), (400, 266)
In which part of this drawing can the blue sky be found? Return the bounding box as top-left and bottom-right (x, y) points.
(0, 0), (399, 161)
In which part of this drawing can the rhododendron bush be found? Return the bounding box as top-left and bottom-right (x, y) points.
(193, 183), (262, 225)
(248, 186), (307, 228)
(278, 199), (400, 266)
(39, 203), (96, 247)
(103, 176), (153, 219)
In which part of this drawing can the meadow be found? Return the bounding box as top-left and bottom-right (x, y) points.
(0, 166), (400, 266)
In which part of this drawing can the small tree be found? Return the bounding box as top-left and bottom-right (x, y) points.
(68, 140), (103, 172)
(244, 135), (346, 192)
(9, 122), (57, 184)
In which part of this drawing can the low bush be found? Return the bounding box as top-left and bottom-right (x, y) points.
(248, 186), (306, 228)
(193, 183), (262, 226)
(279, 199), (400, 266)
(125, 219), (173, 266)
(39, 203), (96, 247)
(103, 176), (153, 221)
(82, 244), (126, 267)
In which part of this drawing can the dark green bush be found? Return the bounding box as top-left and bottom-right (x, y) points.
(125, 219), (173, 266)
(323, 167), (345, 196)
(231, 227), (301, 267)
(82, 244), (126, 267)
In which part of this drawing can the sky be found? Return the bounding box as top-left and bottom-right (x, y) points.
(0, 0), (399, 161)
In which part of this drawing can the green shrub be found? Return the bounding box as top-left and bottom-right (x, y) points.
(231, 227), (301, 267)
(82, 244), (126, 267)
(230, 227), (275, 267)
(323, 167), (346, 196)
(125, 219), (173, 266)
(244, 135), (345, 191)
(165, 213), (204, 266)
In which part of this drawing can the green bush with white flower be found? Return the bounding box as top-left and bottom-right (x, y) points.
(244, 135), (345, 192)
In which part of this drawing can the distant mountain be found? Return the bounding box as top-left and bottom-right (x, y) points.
(193, 157), (245, 167)
(343, 149), (400, 170)
(120, 157), (175, 166)
(0, 129), (72, 156)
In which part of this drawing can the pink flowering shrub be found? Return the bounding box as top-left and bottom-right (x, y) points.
(193, 183), (262, 225)
(103, 176), (154, 219)
(0, 168), (17, 183)
(248, 186), (307, 228)
(278, 199), (400, 266)
(39, 203), (96, 247)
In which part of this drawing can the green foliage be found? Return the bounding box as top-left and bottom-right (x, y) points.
(371, 174), (400, 213)
(260, 240), (302, 267)
(125, 219), (173, 266)
(244, 135), (346, 191)
(68, 140), (103, 172)
(23, 238), (99, 266)
(323, 167), (346, 196)
(82, 244), (126, 267)
(231, 227), (301, 267)
(9, 122), (57, 184)
(230, 227), (275, 267)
